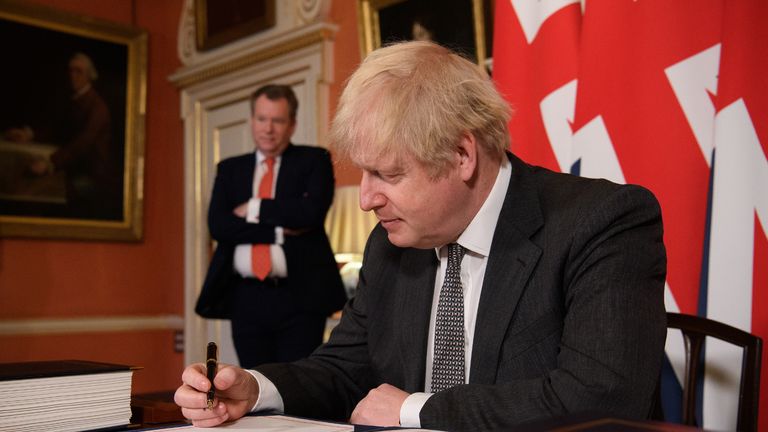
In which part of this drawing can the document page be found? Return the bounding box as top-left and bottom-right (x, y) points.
(170, 415), (354, 431)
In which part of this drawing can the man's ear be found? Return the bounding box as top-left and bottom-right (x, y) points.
(456, 132), (478, 182)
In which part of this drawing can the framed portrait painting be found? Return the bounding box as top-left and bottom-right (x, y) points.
(357, 0), (493, 67)
(0, 0), (147, 241)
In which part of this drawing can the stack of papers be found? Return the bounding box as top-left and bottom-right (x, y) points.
(0, 360), (135, 432)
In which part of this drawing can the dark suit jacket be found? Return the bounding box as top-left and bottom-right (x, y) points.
(258, 153), (667, 431)
(197, 144), (346, 318)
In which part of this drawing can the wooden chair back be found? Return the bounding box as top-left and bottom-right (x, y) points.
(664, 312), (762, 431)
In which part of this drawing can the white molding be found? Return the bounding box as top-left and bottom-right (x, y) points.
(297, 0), (331, 24)
(0, 315), (184, 336)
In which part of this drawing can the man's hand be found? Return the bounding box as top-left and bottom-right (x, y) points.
(284, 227), (311, 236)
(232, 203), (248, 218)
(350, 383), (409, 427)
(174, 363), (259, 428)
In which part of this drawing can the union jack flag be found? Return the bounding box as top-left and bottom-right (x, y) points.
(493, 1), (768, 429)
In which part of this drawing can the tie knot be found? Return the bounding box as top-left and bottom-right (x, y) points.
(264, 157), (275, 169)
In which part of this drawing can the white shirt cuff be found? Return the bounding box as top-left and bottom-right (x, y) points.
(400, 392), (432, 428)
(275, 227), (284, 245)
(245, 369), (285, 413)
(246, 198), (261, 223)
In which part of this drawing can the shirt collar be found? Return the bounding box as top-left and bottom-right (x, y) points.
(434, 158), (511, 259)
(72, 84), (91, 99)
(255, 150), (282, 165)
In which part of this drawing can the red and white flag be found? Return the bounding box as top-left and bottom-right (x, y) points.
(493, 0), (581, 171)
(493, 1), (768, 429)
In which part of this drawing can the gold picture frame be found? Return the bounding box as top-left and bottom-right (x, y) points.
(0, 0), (147, 241)
(357, 0), (491, 66)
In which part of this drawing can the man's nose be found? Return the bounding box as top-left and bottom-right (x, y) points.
(359, 174), (385, 212)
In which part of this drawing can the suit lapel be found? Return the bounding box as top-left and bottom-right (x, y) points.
(396, 248), (438, 392)
(233, 154), (257, 202)
(469, 154), (544, 385)
(273, 143), (294, 197)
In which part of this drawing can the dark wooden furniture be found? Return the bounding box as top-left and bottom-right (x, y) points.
(130, 391), (185, 427)
(664, 312), (762, 432)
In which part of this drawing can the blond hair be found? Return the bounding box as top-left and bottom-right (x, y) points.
(330, 41), (511, 177)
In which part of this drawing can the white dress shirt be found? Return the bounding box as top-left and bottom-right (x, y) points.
(248, 159), (512, 428)
(233, 151), (287, 278)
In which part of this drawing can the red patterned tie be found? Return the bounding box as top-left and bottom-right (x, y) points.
(251, 157), (275, 280)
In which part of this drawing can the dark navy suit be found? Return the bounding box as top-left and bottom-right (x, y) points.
(200, 144), (346, 368)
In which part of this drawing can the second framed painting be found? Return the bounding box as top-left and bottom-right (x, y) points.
(358, 0), (493, 66)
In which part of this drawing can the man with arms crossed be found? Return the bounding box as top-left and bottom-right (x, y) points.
(197, 84), (346, 367)
(176, 41), (667, 431)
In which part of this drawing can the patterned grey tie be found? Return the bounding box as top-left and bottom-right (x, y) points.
(431, 243), (467, 392)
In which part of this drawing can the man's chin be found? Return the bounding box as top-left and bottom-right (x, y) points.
(386, 232), (435, 250)
(385, 231), (411, 248)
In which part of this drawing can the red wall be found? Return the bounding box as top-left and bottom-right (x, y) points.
(0, 0), (185, 393)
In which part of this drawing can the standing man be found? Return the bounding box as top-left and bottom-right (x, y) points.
(177, 42), (666, 430)
(196, 84), (346, 368)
